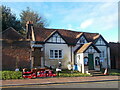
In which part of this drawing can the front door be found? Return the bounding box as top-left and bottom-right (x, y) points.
(88, 54), (94, 70)
(33, 48), (42, 67)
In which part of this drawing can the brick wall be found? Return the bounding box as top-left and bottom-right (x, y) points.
(2, 40), (31, 70)
(109, 42), (120, 69)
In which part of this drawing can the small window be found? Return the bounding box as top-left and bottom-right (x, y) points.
(49, 49), (63, 59)
(98, 38), (102, 45)
(95, 57), (100, 66)
(80, 38), (85, 44)
(78, 55), (80, 60)
(50, 50), (54, 58)
(52, 33), (62, 43)
(84, 57), (88, 66)
(89, 46), (93, 53)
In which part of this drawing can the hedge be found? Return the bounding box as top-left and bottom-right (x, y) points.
(1, 71), (23, 80)
(59, 72), (92, 77)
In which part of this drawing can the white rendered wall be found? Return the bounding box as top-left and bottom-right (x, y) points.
(95, 36), (110, 68)
(76, 53), (84, 73)
(44, 43), (71, 69)
(95, 46), (108, 68)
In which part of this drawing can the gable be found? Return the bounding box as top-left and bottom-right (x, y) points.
(2, 27), (25, 40)
(95, 37), (106, 45)
(46, 32), (66, 43)
(85, 46), (98, 53)
(76, 42), (101, 53)
(77, 35), (88, 44)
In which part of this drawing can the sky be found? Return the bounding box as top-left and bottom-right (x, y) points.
(2, 0), (119, 42)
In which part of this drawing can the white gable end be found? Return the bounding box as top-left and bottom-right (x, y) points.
(95, 37), (106, 45)
(47, 33), (65, 43)
(85, 46), (97, 53)
(77, 36), (87, 44)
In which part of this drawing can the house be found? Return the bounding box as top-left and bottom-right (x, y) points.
(26, 21), (111, 73)
(2, 27), (31, 70)
(109, 42), (120, 70)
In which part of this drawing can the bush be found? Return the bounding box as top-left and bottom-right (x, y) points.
(108, 69), (120, 76)
(109, 72), (120, 76)
(1, 71), (23, 80)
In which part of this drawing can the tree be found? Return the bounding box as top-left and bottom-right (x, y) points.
(20, 7), (48, 29)
(1, 5), (22, 31)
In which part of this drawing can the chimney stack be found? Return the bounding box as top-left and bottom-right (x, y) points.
(26, 21), (33, 39)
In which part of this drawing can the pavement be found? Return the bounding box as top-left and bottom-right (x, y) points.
(1, 76), (120, 87)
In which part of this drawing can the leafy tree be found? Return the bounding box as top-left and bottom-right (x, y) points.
(20, 7), (48, 29)
(1, 5), (22, 31)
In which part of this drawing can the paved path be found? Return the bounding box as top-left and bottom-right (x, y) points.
(2, 76), (119, 87)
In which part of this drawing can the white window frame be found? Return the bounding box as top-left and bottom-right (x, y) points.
(51, 33), (62, 43)
(49, 49), (63, 59)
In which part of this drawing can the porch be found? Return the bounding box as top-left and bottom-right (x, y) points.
(75, 42), (101, 73)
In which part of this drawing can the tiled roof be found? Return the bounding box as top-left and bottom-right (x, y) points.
(2, 27), (25, 40)
(33, 27), (100, 45)
(83, 32), (100, 42)
(76, 42), (101, 53)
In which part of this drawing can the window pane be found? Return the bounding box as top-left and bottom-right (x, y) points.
(50, 50), (53, 58)
(50, 50), (63, 59)
(59, 50), (62, 58)
(53, 37), (56, 42)
(57, 37), (61, 42)
(55, 50), (58, 58)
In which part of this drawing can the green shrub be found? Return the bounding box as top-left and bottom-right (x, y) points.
(109, 72), (120, 76)
(108, 69), (120, 76)
(1, 71), (23, 80)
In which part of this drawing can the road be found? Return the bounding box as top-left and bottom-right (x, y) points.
(2, 80), (119, 88)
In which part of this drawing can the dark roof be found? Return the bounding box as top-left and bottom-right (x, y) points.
(2, 27), (25, 40)
(33, 27), (100, 45)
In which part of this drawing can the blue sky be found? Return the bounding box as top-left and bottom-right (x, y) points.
(2, 1), (118, 42)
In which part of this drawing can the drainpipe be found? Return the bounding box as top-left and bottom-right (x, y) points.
(43, 44), (45, 67)
(71, 46), (74, 71)
(30, 41), (33, 69)
(106, 46), (109, 68)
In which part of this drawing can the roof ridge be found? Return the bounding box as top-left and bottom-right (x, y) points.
(2, 27), (23, 36)
(39, 27), (82, 33)
(35, 27), (99, 35)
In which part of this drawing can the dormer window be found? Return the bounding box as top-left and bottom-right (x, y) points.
(52, 33), (61, 43)
(98, 38), (102, 45)
(89, 46), (93, 53)
(80, 38), (85, 44)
